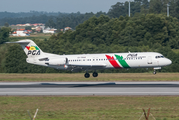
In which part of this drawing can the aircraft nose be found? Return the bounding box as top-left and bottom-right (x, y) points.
(165, 58), (172, 66)
(167, 59), (172, 65)
(159, 58), (172, 66)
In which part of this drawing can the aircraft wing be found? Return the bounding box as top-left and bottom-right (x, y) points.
(68, 64), (106, 72)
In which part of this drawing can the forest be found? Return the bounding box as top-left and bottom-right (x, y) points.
(1, 0), (179, 30)
(1, 0), (179, 73)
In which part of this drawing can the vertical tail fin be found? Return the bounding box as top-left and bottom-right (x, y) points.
(6, 39), (45, 58)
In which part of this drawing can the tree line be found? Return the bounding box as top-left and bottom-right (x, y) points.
(1, 0), (179, 73)
(2, 0), (179, 30)
(2, 14), (179, 73)
(108, 0), (179, 19)
(0, 11), (68, 19)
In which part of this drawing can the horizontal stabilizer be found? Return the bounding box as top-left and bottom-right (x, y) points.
(6, 39), (45, 58)
(6, 41), (30, 44)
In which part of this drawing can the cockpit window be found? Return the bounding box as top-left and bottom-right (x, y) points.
(155, 56), (164, 59)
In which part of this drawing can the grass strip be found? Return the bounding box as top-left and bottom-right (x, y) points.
(0, 73), (179, 82)
(0, 96), (179, 120)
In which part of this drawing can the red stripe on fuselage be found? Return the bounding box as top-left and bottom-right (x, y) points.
(105, 55), (122, 69)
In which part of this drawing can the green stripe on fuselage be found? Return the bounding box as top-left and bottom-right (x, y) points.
(115, 55), (130, 68)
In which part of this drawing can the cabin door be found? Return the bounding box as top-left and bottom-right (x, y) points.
(147, 56), (152, 64)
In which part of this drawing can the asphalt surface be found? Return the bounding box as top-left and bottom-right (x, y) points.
(0, 82), (179, 95)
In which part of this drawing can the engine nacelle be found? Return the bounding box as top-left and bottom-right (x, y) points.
(45, 58), (68, 66)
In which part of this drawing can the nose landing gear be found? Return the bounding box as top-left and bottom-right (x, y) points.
(153, 67), (161, 75)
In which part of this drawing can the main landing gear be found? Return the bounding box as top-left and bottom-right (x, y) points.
(84, 73), (90, 78)
(92, 72), (98, 77)
(84, 72), (98, 78)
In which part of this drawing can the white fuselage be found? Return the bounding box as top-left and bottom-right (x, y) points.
(7, 39), (172, 77)
(26, 52), (172, 71)
(6, 39), (172, 78)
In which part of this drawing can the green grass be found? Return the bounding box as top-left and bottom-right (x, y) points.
(0, 96), (179, 120)
(9, 33), (54, 42)
(0, 73), (179, 120)
(0, 73), (179, 82)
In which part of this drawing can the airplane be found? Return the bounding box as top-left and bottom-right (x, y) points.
(6, 39), (172, 78)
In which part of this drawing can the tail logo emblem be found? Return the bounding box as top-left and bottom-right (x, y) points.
(26, 46), (40, 55)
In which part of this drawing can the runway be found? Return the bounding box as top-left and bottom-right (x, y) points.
(0, 82), (179, 96)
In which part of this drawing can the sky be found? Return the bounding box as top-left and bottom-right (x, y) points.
(0, 0), (132, 13)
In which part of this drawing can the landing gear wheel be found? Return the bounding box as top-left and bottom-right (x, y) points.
(153, 71), (156, 75)
(84, 73), (90, 78)
(92, 72), (98, 77)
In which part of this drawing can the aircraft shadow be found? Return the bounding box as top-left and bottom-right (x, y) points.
(0, 82), (179, 88)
